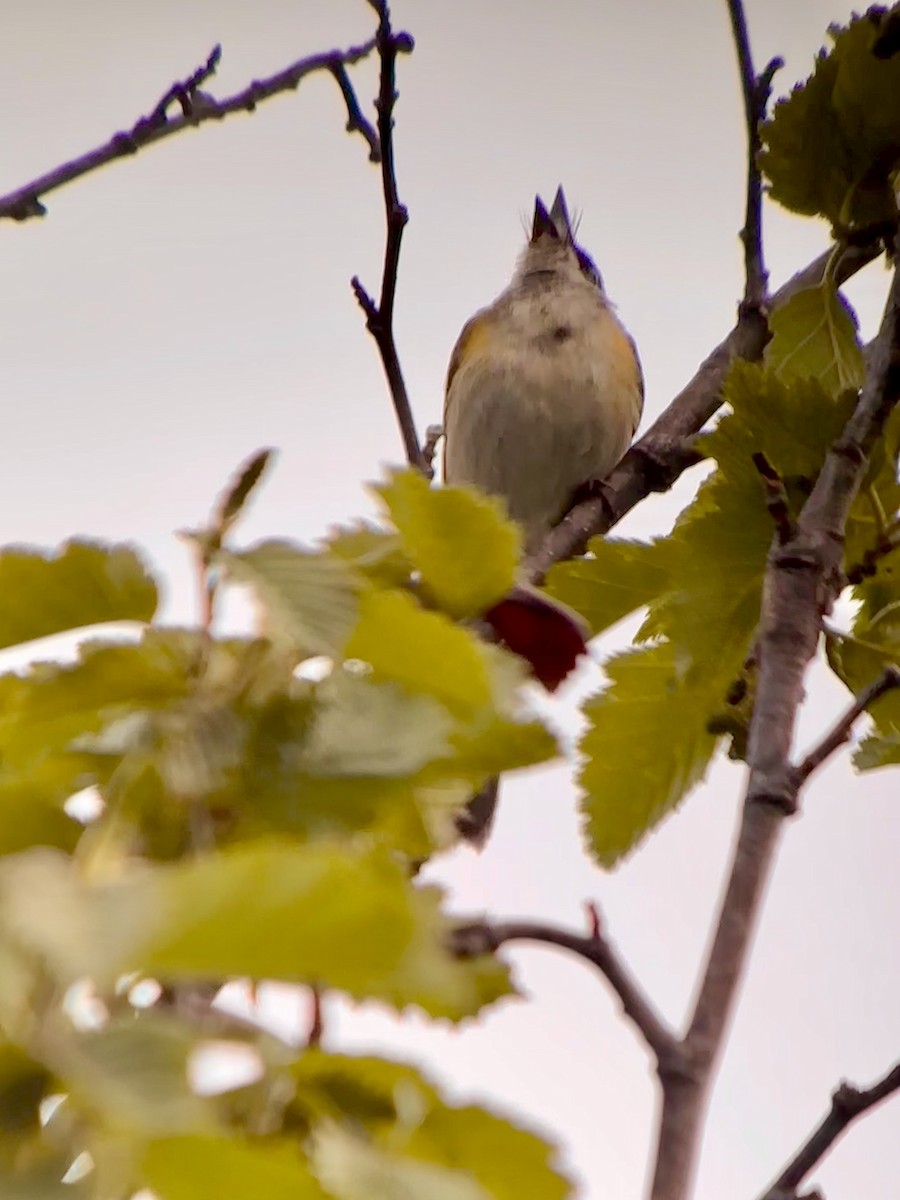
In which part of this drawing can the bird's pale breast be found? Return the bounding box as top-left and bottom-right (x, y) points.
(444, 285), (642, 552)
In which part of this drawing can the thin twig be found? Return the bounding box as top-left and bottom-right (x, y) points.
(794, 664), (900, 782)
(524, 241), (882, 585)
(760, 1062), (900, 1200)
(648, 235), (900, 1200)
(451, 905), (679, 1069)
(726, 0), (782, 311)
(330, 63), (380, 161)
(0, 37), (378, 222)
(753, 452), (796, 544)
(351, 2), (426, 474)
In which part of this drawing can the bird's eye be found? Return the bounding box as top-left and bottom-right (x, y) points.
(575, 246), (604, 290)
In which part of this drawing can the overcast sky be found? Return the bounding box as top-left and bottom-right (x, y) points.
(0, 2), (897, 1198)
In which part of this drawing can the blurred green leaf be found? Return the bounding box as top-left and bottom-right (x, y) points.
(142, 1134), (326, 1200)
(579, 642), (721, 865)
(0, 542), (156, 652)
(375, 470), (521, 617)
(49, 1016), (215, 1136)
(219, 542), (359, 657)
(313, 1121), (490, 1200)
(0, 845), (510, 1020)
(214, 448), (274, 537)
(544, 539), (668, 636)
(302, 671), (453, 777)
(760, 12), (900, 227)
(765, 284), (864, 397)
(294, 1054), (570, 1200)
(345, 590), (494, 718)
(326, 524), (411, 590)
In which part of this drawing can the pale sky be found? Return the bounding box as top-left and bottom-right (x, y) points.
(0, 2), (897, 1198)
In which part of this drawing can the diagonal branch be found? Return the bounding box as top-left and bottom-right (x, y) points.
(759, 1061), (900, 1200)
(0, 38), (379, 223)
(726, 0), (783, 311)
(351, 2), (426, 474)
(794, 664), (900, 783)
(648, 236), (900, 1200)
(451, 903), (680, 1070)
(525, 240), (882, 585)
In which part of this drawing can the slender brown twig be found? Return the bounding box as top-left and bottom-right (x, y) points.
(0, 37), (378, 222)
(451, 904), (679, 1070)
(794, 665), (900, 783)
(753, 452), (796, 544)
(648, 236), (900, 1200)
(760, 1062), (900, 1200)
(726, 0), (782, 311)
(351, 2), (426, 474)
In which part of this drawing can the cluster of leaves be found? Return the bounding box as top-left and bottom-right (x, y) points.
(547, 9), (900, 865)
(0, 467), (570, 1198)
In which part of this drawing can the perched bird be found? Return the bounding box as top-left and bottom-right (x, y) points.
(443, 187), (643, 844)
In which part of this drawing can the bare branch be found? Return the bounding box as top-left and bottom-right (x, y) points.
(760, 1062), (900, 1200)
(726, 0), (782, 311)
(794, 664), (900, 783)
(525, 241), (882, 585)
(329, 62), (380, 161)
(648, 238), (900, 1200)
(0, 38), (379, 223)
(451, 904), (680, 1070)
(351, 2), (426, 474)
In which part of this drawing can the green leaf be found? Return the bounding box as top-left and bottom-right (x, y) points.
(48, 1016), (215, 1136)
(644, 363), (856, 678)
(579, 643), (721, 865)
(313, 1121), (490, 1200)
(301, 671), (453, 777)
(0, 542), (156, 651)
(326, 524), (412, 590)
(345, 590), (494, 718)
(544, 538), (669, 636)
(765, 284), (864, 398)
(292, 1054), (572, 1200)
(760, 12), (900, 228)
(219, 542), (359, 657)
(214, 448), (274, 537)
(826, 629), (900, 769)
(375, 470), (521, 618)
(0, 845), (510, 1020)
(142, 1135), (326, 1200)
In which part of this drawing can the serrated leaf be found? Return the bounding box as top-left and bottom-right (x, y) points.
(219, 542), (359, 657)
(760, 12), (900, 227)
(313, 1121), (490, 1200)
(544, 538), (668, 636)
(142, 1135), (326, 1200)
(0, 845), (510, 1019)
(579, 643), (720, 865)
(765, 284), (864, 397)
(0, 541), (157, 651)
(375, 470), (521, 618)
(643, 362), (857, 678)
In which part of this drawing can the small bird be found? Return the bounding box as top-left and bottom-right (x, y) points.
(443, 187), (643, 843)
